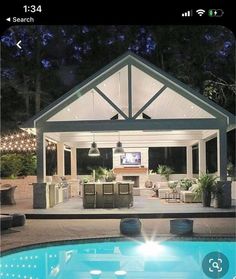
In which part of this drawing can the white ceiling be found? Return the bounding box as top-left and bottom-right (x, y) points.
(144, 87), (214, 119)
(47, 65), (215, 122)
(132, 66), (164, 115)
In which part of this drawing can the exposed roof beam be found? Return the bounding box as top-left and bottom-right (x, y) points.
(40, 119), (226, 132)
(133, 85), (167, 119)
(128, 64), (132, 118)
(66, 142), (193, 148)
(59, 134), (205, 142)
(94, 87), (128, 119)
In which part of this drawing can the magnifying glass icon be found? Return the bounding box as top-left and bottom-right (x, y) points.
(212, 261), (219, 269)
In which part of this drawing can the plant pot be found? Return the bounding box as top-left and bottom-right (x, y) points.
(213, 195), (224, 208)
(105, 178), (113, 182)
(215, 181), (232, 208)
(202, 191), (211, 207)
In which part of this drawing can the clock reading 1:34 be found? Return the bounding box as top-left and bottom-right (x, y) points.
(23, 5), (42, 13)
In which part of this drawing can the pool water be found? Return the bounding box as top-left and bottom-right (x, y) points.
(0, 239), (235, 279)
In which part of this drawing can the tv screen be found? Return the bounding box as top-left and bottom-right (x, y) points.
(120, 152), (141, 165)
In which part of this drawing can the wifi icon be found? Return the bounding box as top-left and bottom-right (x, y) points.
(196, 9), (205, 16)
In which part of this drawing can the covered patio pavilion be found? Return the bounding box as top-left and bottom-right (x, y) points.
(21, 52), (235, 209)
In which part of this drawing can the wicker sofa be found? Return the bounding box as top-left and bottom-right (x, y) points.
(155, 181), (173, 199)
(180, 184), (201, 203)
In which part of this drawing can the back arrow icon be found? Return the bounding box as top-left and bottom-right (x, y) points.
(16, 40), (22, 49)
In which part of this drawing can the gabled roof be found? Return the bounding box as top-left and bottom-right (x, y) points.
(21, 51), (235, 129)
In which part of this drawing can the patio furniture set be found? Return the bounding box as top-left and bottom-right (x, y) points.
(153, 181), (201, 203)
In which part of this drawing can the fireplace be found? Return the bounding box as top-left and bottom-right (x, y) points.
(122, 176), (139, 188)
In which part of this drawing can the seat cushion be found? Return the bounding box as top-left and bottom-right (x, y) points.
(0, 214), (13, 230)
(157, 182), (169, 189)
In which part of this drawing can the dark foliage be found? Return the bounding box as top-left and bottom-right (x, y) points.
(1, 25), (235, 131)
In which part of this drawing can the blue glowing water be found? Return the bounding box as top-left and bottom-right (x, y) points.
(0, 240), (235, 279)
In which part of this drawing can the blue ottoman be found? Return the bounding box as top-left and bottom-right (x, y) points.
(120, 218), (141, 236)
(0, 214), (13, 230)
(170, 219), (193, 235)
(10, 213), (26, 227)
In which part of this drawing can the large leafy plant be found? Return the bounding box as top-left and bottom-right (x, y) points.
(195, 173), (218, 198)
(179, 178), (193, 190)
(156, 165), (174, 181)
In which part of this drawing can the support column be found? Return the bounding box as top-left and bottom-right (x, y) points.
(34, 128), (49, 209)
(198, 140), (206, 175)
(71, 147), (77, 180)
(57, 142), (65, 176)
(186, 146), (193, 178)
(36, 128), (46, 183)
(217, 128), (227, 181)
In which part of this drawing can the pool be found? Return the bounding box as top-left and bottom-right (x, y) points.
(0, 238), (235, 279)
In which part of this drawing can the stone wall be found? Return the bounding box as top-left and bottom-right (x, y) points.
(1, 176), (36, 200)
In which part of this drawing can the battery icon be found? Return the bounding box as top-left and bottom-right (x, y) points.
(208, 9), (224, 17)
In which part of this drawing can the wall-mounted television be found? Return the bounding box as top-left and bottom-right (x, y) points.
(120, 152), (141, 165)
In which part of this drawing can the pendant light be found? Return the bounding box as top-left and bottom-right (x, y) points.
(114, 132), (125, 155)
(88, 92), (100, 157)
(88, 134), (100, 157)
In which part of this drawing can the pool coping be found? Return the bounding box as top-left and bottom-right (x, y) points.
(21, 211), (236, 219)
(1, 235), (236, 256)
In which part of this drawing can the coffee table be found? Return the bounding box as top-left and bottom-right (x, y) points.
(165, 191), (180, 203)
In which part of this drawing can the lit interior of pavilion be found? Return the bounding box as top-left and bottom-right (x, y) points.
(18, 52), (234, 209)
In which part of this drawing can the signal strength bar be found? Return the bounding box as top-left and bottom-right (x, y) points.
(182, 10), (193, 17)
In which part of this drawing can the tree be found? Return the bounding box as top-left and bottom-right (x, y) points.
(1, 25), (235, 133)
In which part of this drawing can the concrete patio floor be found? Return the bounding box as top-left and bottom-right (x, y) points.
(1, 218), (236, 252)
(1, 196), (235, 218)
(1, 196), (235, 252)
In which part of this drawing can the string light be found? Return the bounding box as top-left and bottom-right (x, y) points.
(0, 130), (56, 153)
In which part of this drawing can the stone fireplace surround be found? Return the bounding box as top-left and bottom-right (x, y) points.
(122, 176), (140, 187)
(113, 167), (148, 189)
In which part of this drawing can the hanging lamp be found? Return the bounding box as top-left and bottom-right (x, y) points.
(88, 92), (100, 157)
(114, 132), (125, 155)
(88, 134), (100, 157)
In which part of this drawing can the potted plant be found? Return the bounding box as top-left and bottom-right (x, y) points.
(212, 181), (232, 208)
(196, 173), (217, 207)
(168, 181), (178, 192)
(179, 178), (193, 190)
(93, 167), (107, 182)
(156, 165), (174, 181)
(105, 169), (116, 182)
(82, 177), (89, 183)
(212, 183), (224, 208)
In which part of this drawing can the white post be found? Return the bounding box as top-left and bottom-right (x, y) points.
(198, 140), (206, 175)
(57, 142), (65, 176)
(36, 128), (46, 183)
(186, 146), (193, 178)
(217, 128), (227, 180)
(71, 147), (77, 180)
